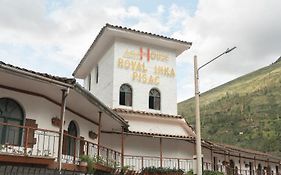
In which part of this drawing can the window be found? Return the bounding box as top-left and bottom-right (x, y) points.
(96, 65), (99, 84)
(67, 121), (78, 156)
(119, 84), (132, 106)
(149, 88), (160, 110)
(0, 98), (24, 145)
(63, 121), (78, 156)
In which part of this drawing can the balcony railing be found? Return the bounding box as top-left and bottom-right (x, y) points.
(124, 156), (217, 172)
(0, 122), (279, 175)
(124, 156), (279, 175)
(124, 155), (193, 172)
(61, 133), (121, 167)
(0, 122), (121, 168)
(0, 122), (60, 158)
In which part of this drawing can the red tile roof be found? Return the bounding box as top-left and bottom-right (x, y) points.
(73, 23), (192, 76)
(113, 108), (183, 119)
(0, 61), (76, 85)
(106, 24), (192, 45)
(0, 60), (129, 127)
(127, 130), (194, 140)
(213, 143), (280, 159)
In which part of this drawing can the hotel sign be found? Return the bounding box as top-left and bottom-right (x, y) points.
(117, 47), (175, 85)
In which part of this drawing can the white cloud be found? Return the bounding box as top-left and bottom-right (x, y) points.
(0, 0), (181, 75)
(114, 5), (171, 34)
(1, 0), (279, 102)
(0, 0), (123, 76)
(175, 0), (281, 101)
(157, 5), (165, 14)
(168, 4), (189, 26)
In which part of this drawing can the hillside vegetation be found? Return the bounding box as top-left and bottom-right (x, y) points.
(178, 60), (281, 156)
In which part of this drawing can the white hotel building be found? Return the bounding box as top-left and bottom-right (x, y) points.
(0, 24), (280, 174)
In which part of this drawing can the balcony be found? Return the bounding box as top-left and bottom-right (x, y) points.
(0, 121), (121, 172)
(1, 122), (279, 175)
(124, 155), (194, 172)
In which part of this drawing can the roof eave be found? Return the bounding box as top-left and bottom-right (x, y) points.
(72, 23), (192, 78)
(0, 61), (75, 89)
(113, 108), (184, 119)
(73, 83), (129, 128)
(72, 25), (107, 77)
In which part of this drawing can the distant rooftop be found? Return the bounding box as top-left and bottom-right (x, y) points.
(274, 56), (281, 64)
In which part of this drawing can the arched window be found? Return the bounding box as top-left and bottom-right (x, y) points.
(149, 88), (160, 110)
(0, 98), (24, 145)
(67, 121), (78, 156)
(119, 84), (132, 106)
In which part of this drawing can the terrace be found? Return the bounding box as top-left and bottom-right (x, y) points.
(0, 121), (198, 174)
(0, 122), (121, 172)
(1, 119), (279, 175)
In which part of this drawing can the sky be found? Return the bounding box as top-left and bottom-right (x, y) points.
(1, 0), (281, 102)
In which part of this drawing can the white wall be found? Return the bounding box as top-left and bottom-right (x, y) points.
(162, 139), (194, 159)
(101, 132), (195, 171)
(84, 44), (115, 108)
(202, 147), (212, 163)
(112, 39), (177, 115)
(120, 114), (191, 136)
(101, 133), (194, 159)
(0, 87), (98, 146)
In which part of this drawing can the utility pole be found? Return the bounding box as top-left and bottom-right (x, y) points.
(194, 55), (203, 175)
(193, 47), (236, 175)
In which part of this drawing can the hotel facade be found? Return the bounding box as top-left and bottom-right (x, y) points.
(0, 24), (280, 174)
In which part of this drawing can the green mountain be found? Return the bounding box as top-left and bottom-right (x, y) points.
(178, 59), (281, 156)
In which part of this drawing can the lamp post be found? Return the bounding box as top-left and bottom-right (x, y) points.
(194, 47), (237, 175)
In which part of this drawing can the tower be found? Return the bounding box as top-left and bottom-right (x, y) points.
(73, 24), (191, 115)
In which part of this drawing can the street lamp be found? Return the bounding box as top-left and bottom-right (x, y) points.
(193, 47), (237, 175)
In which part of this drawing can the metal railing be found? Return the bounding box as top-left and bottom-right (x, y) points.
(124, 157), (279, 175)
(1, 122), (279, 175)
(124, 155), (193, 172)
(0, 122), (60, 158)
(0, 122), (121, 167)
(212, 163), (279, 175)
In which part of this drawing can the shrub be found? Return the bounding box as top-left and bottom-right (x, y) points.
(186, 170), (194, 175)
(186, 170), (223, 175)
(79, 155), (95, 174)
(203, 170), (224, 175)
(141, 166), (184, 174)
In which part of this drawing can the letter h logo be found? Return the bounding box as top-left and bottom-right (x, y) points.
(140, 47), (150, 62)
